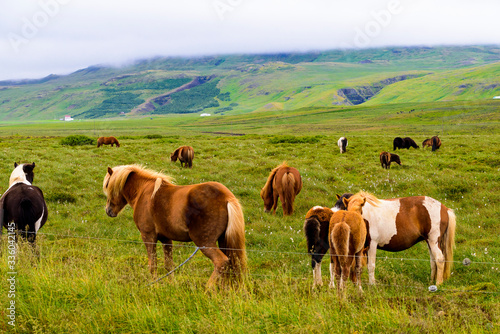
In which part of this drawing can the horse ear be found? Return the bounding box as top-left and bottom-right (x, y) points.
(342, 197), (349, 207)
(336, 194), (341, 200)
(107, 167), (113, 176)
(14, 162), (18, 168)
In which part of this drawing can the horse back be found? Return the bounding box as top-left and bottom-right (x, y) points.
(2, 183), (48, 232)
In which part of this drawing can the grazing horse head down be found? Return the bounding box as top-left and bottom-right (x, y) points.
(97, 136), (120, 148)
(328, 194), (367, 293)
(340, 191), (456, 285)
(260, 162), (302, 216)
(103, 165), (247, 287)
(10, 162), (35, 186)
(379, 152), (401, 169)
(337, 137), (348, 154)
(2, 163), (47, 243)
(170, 146), (194, 168)
(422, 138), (432, 148)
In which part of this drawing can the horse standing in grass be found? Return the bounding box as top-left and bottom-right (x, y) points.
(103, 165), (247, 287)
(342, 191), (456, 285)
(1, 163), (47, 243)
(337, 137), (348, 153)
(379, 151), (402, 169)
(97, 136), (120, 148)
(260, 162), (302, 216)
(431, 136), (442, 151)
(329, 195), (367, 293)
(170, 146), (194, 168)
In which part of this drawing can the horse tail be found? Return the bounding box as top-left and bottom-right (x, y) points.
(282, 172), (296, 215)
(332, 220), (350, 270)
(188, 147), (194, 167)
(442, 209), (456, 280)
(224, 197), (248, 282)
(304, 217), (321, 256)
(17, 198), (38, 241)
(432, 137), (440, 151)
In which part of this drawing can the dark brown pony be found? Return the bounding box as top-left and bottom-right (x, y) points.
(97, 136), (120, 148)
(431, 136), (441, 151)
(170, 146), (194, 168)
(103, 165), (247, 287)
(329, 195), (367, 293)
(379, 151), (401, 169)
(260, 162), (302, 216)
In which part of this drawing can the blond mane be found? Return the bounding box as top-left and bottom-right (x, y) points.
(103, 165), (174, 199)
(350, 191), (381, 207)
(260, 161), (289, 199)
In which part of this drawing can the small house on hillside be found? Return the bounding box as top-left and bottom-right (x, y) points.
(64, 115), (74, 121)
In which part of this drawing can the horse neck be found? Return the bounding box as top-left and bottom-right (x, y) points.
(121, 173), (154, 209)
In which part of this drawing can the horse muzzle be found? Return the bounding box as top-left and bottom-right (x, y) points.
(105, 206), (117, 217)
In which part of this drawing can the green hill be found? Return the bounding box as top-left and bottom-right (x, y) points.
(1, 45), (500, 121)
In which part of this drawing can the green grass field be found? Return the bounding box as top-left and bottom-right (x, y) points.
(0, 100), (499, 333)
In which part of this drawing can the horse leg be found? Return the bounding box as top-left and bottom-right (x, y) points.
(272, 192), (279, 215)
(428, 241), (445, 285)
(312, 259), (323, 287)
(158, 236), (174, 271)
(367, 241), (378, 284)
(329, 254), (339, 289)
(427, 242), (437, 282)
(355, 251), (364, 292)
(141, 233), (158, 278)
(198, 243), (229, 288)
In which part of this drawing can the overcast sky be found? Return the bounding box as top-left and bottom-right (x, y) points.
(0, 0), (499, 80)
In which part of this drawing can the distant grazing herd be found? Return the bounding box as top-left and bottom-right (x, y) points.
(2, 133), (451, 294)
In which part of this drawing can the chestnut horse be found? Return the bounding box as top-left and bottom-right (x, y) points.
(329, 195), (367, 292)
(260, 162), (302, 216)
(103, 165), (247, 287)
(170, 146), (194, 168)
(97, 136), (120, 148)
(344, 191), (456, 285)
(379, 151), (401, 169)
(431, 136), (441, 151)
(422, 138), (432, 148)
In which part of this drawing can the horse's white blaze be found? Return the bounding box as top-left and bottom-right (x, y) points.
(35, 207), (44, 232)
(363, 199), (400, 247)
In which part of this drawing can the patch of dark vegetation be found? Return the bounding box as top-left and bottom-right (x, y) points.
(143, 134), (163, 139)
(74, 93), (145, 118)
(60, 135), (96, 146)
(45, 192), (77, 203)
(101, 78), (191, 93)
(268, 135), (323, 144)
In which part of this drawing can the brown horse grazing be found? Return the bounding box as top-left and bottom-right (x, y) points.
(431, 136), (442, 151)
(422, 138), (432, 148)
(260, 162), (302, 216)
(304, 204), (366, 288)
(329, 195), (367, 293)
(97, 136), (120, 148)
(103, 165), (247, 287)
(379, 151), (402, 169)
(344, 191), (456, 285)
(170, 146), (194, 168)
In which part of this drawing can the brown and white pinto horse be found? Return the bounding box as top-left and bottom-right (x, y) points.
(342, 191), (456, 285)
(260, 162), (302, 216)
(97, 136), (120, 148)
(170, 146), (194, 168)
(329, 195), (367, 293)
(103, 165), (247, 287)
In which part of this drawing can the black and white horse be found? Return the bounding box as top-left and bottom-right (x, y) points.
(1, 163), (47, 243)
(337, 137), (348, 154)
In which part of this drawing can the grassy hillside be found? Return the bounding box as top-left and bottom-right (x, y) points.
(1, 45), (500, 121)
(0, 104), (499, 332)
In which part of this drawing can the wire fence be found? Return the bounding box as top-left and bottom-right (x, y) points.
(2, 230), (499, 294)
